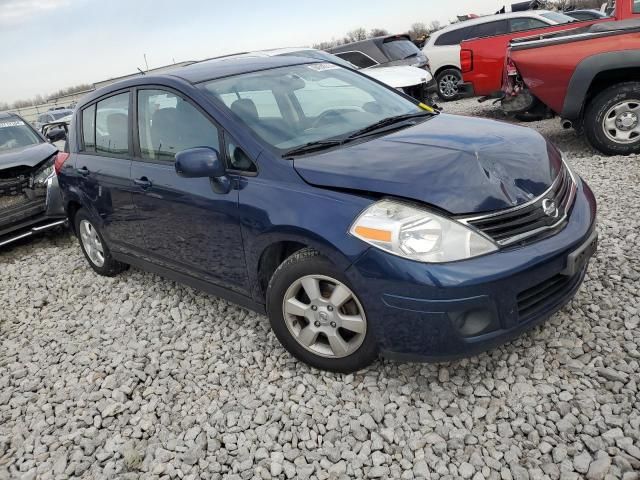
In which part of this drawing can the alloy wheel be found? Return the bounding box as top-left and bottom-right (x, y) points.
(603, 100), (640, 144)
(79, 219), (105, 267)
(282, 274), (367, 359)
(439, 74), (460, 99)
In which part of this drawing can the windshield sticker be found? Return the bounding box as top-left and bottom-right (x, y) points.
(307, 63), (340, 72)
(0, 121), (25, 128)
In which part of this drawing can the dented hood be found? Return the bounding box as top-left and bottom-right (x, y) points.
(0, 143), (57, 170)
(293, 114), (563, 215)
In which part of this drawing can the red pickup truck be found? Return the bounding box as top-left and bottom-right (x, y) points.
(459, 0), (640, 99)
(503, 19), (640, 155)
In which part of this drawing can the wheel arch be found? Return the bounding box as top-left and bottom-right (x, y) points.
(248, 229), (363, 303)
(434, 65), (462, 78)
(562, 51), (640, 121)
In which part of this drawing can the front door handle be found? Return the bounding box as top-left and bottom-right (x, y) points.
(134, 177), (152, 189)
(76, 167), (90, 177)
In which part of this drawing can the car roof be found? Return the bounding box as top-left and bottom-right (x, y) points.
(432, 10), (557, 36)
(76, 55), (321, 108)
(170, 55), (318, 83)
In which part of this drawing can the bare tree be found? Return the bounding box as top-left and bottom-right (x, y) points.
(408, 22), (429, 39)
(428, 20), (442, 33)
(369, 27), (389, 38)
(346, 28), (368, 43)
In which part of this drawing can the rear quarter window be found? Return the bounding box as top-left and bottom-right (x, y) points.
(334, 51), (378, 69)
(81, 104), (96, 151)
(434, 26), (475, 46)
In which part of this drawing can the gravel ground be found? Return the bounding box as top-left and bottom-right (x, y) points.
(1, 98), (639, 480)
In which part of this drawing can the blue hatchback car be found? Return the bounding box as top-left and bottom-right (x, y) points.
(57, 56), (598, 372)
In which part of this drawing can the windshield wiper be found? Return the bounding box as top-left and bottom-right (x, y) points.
(283, 139), (344, 158)
(403, 52), (419, 60)
(345, 112), (433, 141)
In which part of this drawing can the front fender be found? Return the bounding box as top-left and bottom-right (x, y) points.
(238, 179), (374, 302)
(562, 50), (640, 120)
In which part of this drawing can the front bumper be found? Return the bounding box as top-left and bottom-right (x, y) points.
(345, 177), (597, 361)
(0, 175), (67, 247)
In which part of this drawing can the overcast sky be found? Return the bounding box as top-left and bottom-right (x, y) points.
(1, 0), (508, 103)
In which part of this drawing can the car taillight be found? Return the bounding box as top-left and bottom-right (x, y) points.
(506, 57), (518, 76)
(460, 49), (473, 73)
(54, 152), (70, 175)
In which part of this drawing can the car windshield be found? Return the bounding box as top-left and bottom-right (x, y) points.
(201, 63), (425, 152)
(380, 38), (421, 61)
(0, 119), (42, 152)
(540, 11), (576, 23)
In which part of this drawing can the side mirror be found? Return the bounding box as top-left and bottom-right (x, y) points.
(175, 147), (225, 178)
(175, 147), (231, 194)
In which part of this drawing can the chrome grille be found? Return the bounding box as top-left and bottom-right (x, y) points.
(460, 164), (577, 247)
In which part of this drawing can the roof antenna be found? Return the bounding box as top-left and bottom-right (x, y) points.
(137, 67), (146, 75)
(144, 53), (149, 71)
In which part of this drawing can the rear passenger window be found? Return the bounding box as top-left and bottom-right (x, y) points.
(95, 93), (129, 156)
(137, 89), (220, 162)
(81, 104), (96, 151)
(335, 51), (378, 69)
(473, 20), (508, 38)
(434, 27), (475, 46)
(509, 18), (549, 32)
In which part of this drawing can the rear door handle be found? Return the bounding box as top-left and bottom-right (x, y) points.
(76, 167), (90, 176)
(134, 177), (152, 189)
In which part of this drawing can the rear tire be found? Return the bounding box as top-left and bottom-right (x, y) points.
(584, 82), (640, 156)
(436, 68), (462, 102)
(74, 208), (128, 277)
(266, 248), (378, 373)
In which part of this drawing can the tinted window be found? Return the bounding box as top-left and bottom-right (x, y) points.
(568, 11), (592, 20)
(380, 39), (421, 61)
(540, 11), (575, 23)
(82, 104), (96, 151)
(473, 20), (508, 37)
(227, 140), (256, 173)
(0, 118), (41, 152)
(334, 51), (377, 69)
(510, 17), (550, 32)
(434, 26), (475, 46)
(96, 93), (129, 156)
(137, 89), (220, 162)
(635, 0), (640, 13)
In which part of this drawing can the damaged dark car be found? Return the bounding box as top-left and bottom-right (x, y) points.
(0, 112), (67, 247)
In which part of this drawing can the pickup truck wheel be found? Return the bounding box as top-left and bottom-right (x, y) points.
(436, 69), (462, 101)
(584, 82), (640, 155)
(266, 248), (378, 373)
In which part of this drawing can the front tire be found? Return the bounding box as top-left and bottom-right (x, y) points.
(584, 82), (640, 156)
(266, 248), (378, 373)
(74, 209), (128, 277)
(436, 68), (462, 102)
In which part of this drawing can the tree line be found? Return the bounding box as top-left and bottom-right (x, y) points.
(1, 83), (92, 112)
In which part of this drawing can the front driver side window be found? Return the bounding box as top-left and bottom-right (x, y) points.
(137, 89), (220, 162)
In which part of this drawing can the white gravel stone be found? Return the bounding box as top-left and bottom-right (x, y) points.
(1, 97), (639, 479)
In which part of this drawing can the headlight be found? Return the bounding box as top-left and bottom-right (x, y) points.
(350, 199), (498, 263)
(33, 160), (54, 185)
